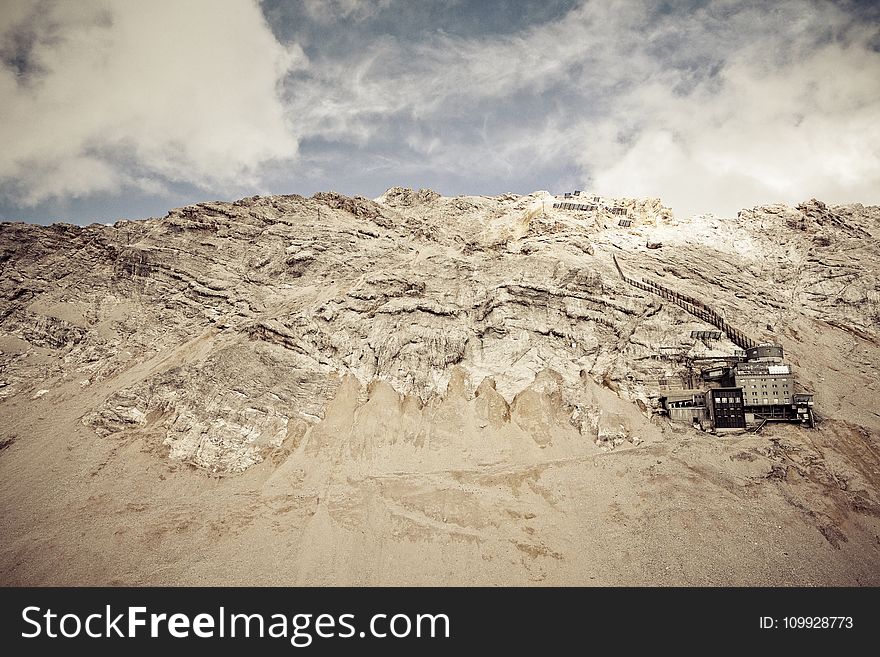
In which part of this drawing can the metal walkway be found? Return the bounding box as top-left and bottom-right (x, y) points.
(612, 254), (758, 350)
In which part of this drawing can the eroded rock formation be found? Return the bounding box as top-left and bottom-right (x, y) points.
(2, 190), (880, 586)
(1, 191), (878, 473)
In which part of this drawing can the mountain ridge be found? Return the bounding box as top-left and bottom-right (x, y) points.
(1, 188), (878, 585)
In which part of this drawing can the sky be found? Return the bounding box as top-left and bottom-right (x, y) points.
(0, 0), (878, 224)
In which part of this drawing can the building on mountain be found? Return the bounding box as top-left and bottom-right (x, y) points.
(660, 390), (711, 426)
(731, 344), (813, 425)
(734, 360), (794, 418)
(659, 343), (814, 430)
(708, 387), (746, 430)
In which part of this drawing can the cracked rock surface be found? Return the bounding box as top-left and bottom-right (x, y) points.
(1, 190), (878, 585)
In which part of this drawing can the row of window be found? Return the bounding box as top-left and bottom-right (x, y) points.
(716, 395), (794, 405)
(747, 395), (790, 403)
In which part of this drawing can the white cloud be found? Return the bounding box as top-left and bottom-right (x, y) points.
(282, 2), (618, 142)
(582, 4), (880, 216)
(302, 0), (392, 24)
(2, 0), (878, 217)
(0, 0), (303, 204)
(281, 0), (880, 216)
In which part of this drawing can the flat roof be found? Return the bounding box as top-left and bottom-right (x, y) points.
(735, 363), (790, 374)
(662, 389), (707, 402)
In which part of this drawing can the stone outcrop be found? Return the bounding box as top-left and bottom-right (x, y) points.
(1, 189), (879, 473)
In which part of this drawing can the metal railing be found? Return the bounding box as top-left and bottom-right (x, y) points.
(612, 254), (757, 350)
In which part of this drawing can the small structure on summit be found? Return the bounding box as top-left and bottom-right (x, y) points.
(552, 190), (628, 216)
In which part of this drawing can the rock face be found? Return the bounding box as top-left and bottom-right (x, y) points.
(1, 191), (879, 471)
(1, 189), (880, 585)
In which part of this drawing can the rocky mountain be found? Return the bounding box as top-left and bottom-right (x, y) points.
(1, 189), (878, 585)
